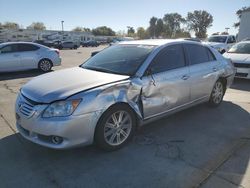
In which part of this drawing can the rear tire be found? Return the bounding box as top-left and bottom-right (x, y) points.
(38, 59), (52, 72)
(95, 104), (136, 151)
(208, 80), (225, 107)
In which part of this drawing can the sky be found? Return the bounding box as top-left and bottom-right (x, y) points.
(0, 0), (249, 36)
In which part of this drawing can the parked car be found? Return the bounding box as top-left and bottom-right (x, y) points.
(0, 42), (61, 72)
(58, 41), (79, 49)
(223, 41), (250, 79)
(33, 40), (54, 48)
(203, 35), (236, 54)
(183, 38), (201, 42)
(81, 40), (99, 47)
(109, 37), (134, 46)
(52, 40), (62, 49)
(15, 39), (235, 151)
(242, 38), (250, 41)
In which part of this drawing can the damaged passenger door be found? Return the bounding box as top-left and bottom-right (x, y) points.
(141, 44), (190, 119)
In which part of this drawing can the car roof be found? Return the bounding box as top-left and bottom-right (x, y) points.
(239, 40), (250, 44)
(0, 41), (49, 49)
(119, 39), (200, 46)
(209, 35), (234, 37)
(1, 41), (39, 45)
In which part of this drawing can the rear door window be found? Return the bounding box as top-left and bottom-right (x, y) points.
(18, 44), (39, 52)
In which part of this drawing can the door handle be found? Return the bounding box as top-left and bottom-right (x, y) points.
(181, 75), (189, 80)
(213, 67), (217, 72)
(13, 54), (20, 57)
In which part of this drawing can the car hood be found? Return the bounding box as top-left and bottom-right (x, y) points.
(223, 53), (250, 64)
(21, 67), (129, 103)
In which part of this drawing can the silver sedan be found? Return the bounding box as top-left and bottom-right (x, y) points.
(0, 42), (61, 72)
(15, 39), (235, 151)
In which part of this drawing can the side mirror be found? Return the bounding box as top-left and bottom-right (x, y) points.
(145, 68), (153, 76)
(91, 51), (99, 57)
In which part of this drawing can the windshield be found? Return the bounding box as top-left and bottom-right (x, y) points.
(208, 36), (227, 43)
(81, 44), (155, 76)
(228, 43), (250, 54)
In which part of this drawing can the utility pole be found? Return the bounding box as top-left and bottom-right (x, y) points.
(61, 21), (64, 33)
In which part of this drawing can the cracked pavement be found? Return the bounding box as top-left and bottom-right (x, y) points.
(0, 46), (250, 188)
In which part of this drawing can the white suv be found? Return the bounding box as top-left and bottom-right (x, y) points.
(203, 35), (236, 54)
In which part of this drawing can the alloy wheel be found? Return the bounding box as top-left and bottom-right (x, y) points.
(104, 110), (132, 146)
(212, 82), (224, 104)
(39, 60), (51, 72)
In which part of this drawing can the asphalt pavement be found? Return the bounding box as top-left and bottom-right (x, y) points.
(0, 46), (249, 188)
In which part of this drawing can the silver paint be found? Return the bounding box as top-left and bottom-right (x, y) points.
(15, 39), (236, 149)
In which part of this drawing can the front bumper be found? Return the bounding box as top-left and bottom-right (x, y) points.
(15, 94), (101, 149)
(235, 67), (250, 79)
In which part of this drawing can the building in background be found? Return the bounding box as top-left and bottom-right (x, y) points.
(238, 9), (250, 41)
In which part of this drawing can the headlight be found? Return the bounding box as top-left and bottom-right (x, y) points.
(43, 99), (81, 118)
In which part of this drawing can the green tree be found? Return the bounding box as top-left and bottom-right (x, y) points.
(2, 22), (19, 29)
(149, 17), (157, 38)
(72, 27), (83, 32)
(127, 26), (135, 37)
(137, 27), (149, 39)
(212, 32), (220, 35)
(186, 10), (213, 38)
(72, 27), (91, 32)
(174, 29), (191, 38)
(27, 22), (46, 30)
(234, 6), (250, 28)
(155, 19), (164, 37)
(163, 13), (185, 37)
(92, 26), (115, 36)
(220, 31), (229, 35)
(83, 28), (91, 32)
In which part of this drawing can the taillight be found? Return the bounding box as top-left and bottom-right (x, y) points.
(54, 49), (60, 56)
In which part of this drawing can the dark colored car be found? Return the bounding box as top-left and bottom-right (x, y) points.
(183, 38), (201, 42)
(33, 40), (54, 48)
(82, 40), (99, 47)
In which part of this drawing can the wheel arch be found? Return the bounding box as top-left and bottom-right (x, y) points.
(218, 77), (227, 93)
(96, 102), (141, 128)
(38, 58), (53, 67)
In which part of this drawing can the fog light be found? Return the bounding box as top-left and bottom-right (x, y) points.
(51, 136), (63, 144)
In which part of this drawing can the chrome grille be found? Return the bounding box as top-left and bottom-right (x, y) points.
(18, 95), (35, 118)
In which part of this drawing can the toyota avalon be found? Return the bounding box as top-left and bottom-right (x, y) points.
(15, 39), (235, 151)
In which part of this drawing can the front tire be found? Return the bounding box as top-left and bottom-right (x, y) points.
(208, 80), (225, 107)
(95, 105), (136, 151)
(38, 59), (52, 72)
